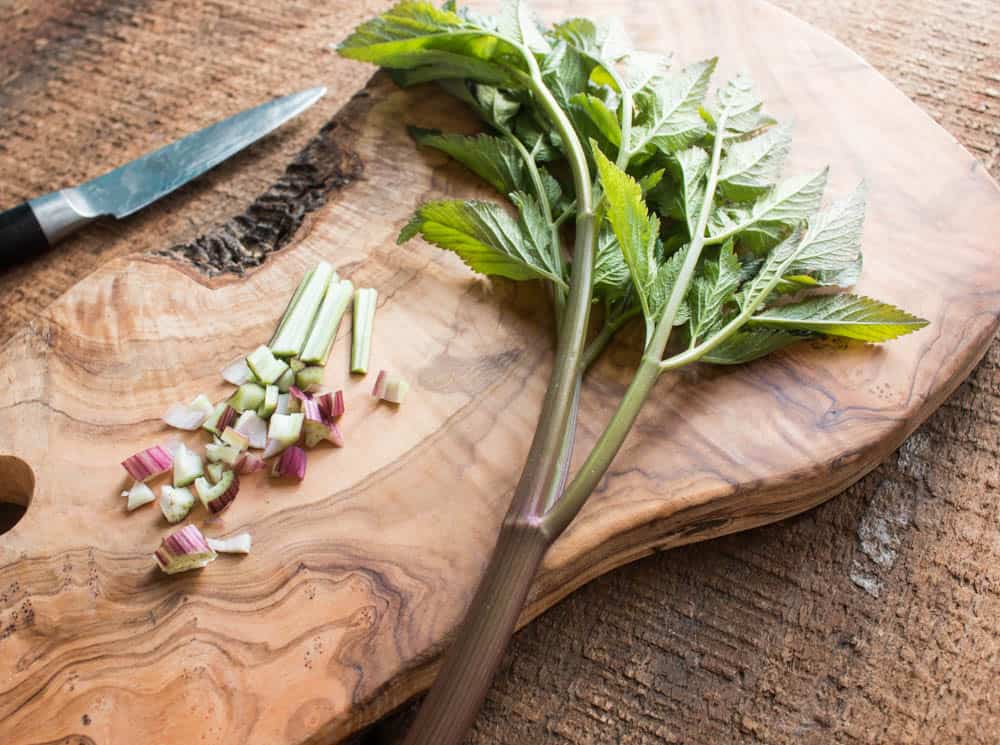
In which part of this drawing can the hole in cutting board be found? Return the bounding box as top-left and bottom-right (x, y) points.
(0, 455), (34, 536)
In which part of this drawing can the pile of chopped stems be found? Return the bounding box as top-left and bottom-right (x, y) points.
(121, 261), (395, 573)
(337, 2), (929, 743)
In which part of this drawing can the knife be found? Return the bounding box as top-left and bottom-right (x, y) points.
(0, 86), (326, 268)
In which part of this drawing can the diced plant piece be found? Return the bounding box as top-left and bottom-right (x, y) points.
(351, 287), (378, 374)
(160, 485), (196, 524)
(301, 279), (355, 365)
(272, 446), (307, 480)
(221, 358), (252, 385)
(302, 400), (332, 448)
(234, 411), (268, 449)
(262, 438), (289, 459)
(289, 357), (306, 373)
(269, 268), (313, 347)
(207, 532), (252, 555)
(372, 369), (410, 404)
(229, 383), (266, 413)
(220, 427), (250, 452)
(295, 366), (325, 392)
(203, 403), (237, 435)
(236, 452), (265, 474)
(206, 442), (241, 466)
(122, 481), (156, 511)
(271, 262), (336, 357)
(258, 384), (279, 418)
(315, 390), (345, 420)
(275, 393), (292, 416)
(154, 524), (216, 574)
(194, 470), (239, 515)
(205, 463), (224, 483)
(121, 445), (173, 482)
(268, 413), (304, 445)
(289, 386), (310, 403)
(163, 393), (215, 430)
(202, 402), (225, 434)
(275, 366), (296, 393)
(245, 345), (290, 385)
(172, 443), (204, 487)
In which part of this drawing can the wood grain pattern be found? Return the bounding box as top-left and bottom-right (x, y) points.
(1, 1), (999, 744)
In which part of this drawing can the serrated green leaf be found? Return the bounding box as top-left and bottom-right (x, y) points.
(701, 329), (807, 364)
(637, 168), (665, 194)
(570, 93), (622, 146)
(664, 146), (709, 239)
(551, 17), (631, 67)
(708, 167), (829, 252)
(337, 2), (516, 85)
(649, 244), (690, 326)
(702, 72), (775, 137)
(592, 146), (665, 335)
(748, 294), (928, 342)
(718, 123), (792, 201)
(593, 224), (631, 300)
(629, 59), (717, 160)
(398, 197), (565, 286)
(410, 129), (527, 195)
(783, 182), (866, 286)
(409, 128), (562, 208)
(541, 40), (590, 110)
(688, 240), (740, 342)
(498, 0), (550, 53)
(512, 108), (560, 161)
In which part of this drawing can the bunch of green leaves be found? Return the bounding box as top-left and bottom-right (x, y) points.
(338, 0), (927, 367)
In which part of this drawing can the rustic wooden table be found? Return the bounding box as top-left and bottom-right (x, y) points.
(1, 1), (997, 743)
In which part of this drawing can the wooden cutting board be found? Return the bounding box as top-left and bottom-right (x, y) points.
(2, 1), (999, 743)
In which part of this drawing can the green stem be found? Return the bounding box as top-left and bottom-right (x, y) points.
(500, 125), (565, 315)
(613, 78), (634, 171)
(543, 114), (729, 538)
(403, 46), (597, 745)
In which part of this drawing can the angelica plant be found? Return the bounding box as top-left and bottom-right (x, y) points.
(338, 2), (927, 742)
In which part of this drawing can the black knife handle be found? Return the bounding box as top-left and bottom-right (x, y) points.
(0, 202), (50, 268)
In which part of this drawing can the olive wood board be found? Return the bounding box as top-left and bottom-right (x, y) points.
(1, 0), (999, 743)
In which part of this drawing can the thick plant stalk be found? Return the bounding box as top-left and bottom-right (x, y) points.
(402, 47), (596, 745)
(544, 112), (729, 538)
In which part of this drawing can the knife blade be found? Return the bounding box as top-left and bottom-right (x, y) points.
(0, 86), (326, 268)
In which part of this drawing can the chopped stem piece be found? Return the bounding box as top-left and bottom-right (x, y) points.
(268, 412), (304, 445)
(245, 345), (290, 384)
(123, 481), (156, 511)
(154, 524), (216, 574)
(295, 366), (325, 392)
(276, 367), (296, 393)
(372, 369), (410, 404)
(229, 383), (266, 413)
(316, 390), (344, 420)
(272, 446), (307, 480)
(205, 463), (224, 483)
(172, 443), (204, 487)
(221, 358), (252, 385)
(160, 485), (196, 523)
(205, 442), (241, 466)
(301, 279), (355, 365)
(220, 427), (249, 452)
(269, 268), (313, 347)
(236, 452), (264, 474)
(271, 262), (336, 357)
(121, 445), (173, 482)
(351, 287), (378, 374)
(258, 384), (278, 420)
(207, 533), (252, 555)
(234, 411), (268, 449)
(195, 471), (239, 515)
(275, 393), (291, 416)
